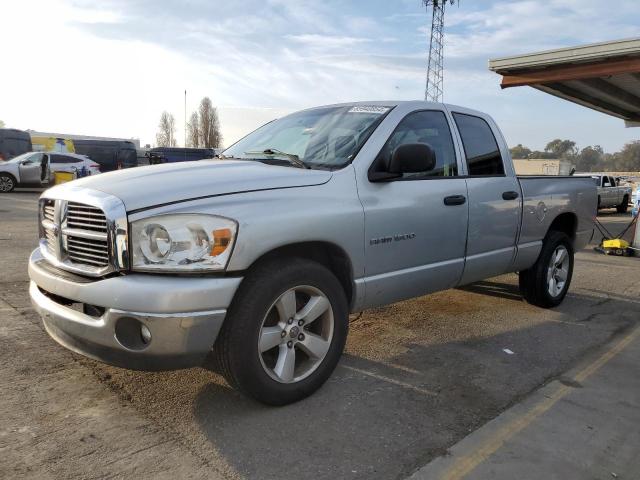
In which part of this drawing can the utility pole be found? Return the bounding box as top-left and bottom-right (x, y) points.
(423, 1), (458, 102)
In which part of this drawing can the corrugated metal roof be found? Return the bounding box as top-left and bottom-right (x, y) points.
(488, 38), (640, 125)
(489, 37), (640, 72)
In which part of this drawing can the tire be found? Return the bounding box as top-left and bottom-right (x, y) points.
(213, 257), (348, 405)
(616, 195), (629, 213)
(519, 231), (574, 308)
(0, 173), (16, 193)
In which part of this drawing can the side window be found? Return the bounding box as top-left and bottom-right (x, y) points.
(453, 113), (505, 176)
(24, 153), (43, 164)
(376, 110), (458, 178)
(51, 154), (77, 164)
(603, 177), (611, 187)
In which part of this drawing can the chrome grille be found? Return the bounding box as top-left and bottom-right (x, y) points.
(42, 199), (57, 256)
(39, 190), (127, 277)
(66, 236), (109, 266)
(66, 202), (108, 233)
(43, 202), (55, 222)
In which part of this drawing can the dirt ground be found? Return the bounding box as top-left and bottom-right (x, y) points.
(2, 191), (639, 479)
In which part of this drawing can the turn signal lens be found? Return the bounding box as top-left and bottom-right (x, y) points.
(211, 228), (233, 256)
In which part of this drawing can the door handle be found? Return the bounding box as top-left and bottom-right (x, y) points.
(443, 195), (466, 206)
(502, 191), (519, 200)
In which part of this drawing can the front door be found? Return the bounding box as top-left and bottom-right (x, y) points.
(449, 111), (522, 284)
(606, 176), (619, 206)
(359, 109), (469, 308)
(18, 153), (44, 185)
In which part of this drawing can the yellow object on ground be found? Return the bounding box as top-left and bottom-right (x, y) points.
(602, 238), (630, 249)
(53, 171), (76, 185)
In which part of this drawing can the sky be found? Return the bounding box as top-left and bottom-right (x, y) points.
(1, 0), (639, 152)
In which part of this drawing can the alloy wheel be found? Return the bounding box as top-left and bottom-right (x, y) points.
(0, 176), (14, 192)
(547, 245), (569, 297)
(258, 285), (334, 383)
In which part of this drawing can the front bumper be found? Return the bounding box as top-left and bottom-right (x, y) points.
(28, 249), (243, 370)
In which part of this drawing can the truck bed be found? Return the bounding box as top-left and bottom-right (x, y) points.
(517, 175), (597, 264)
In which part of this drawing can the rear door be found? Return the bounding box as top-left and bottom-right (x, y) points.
(449, 110), (522, 284)
(50, 154), (75, 173)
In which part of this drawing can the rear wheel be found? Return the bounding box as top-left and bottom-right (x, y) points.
(616, 195), (629, 213)
(0, 173), (15, 193)
(519, 231), (574, 308)
(213, 257), (348, 405)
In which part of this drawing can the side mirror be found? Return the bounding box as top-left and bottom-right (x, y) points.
(388, 143), (436, 174)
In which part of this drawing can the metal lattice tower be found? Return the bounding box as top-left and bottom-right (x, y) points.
(423, 0), (457, 102)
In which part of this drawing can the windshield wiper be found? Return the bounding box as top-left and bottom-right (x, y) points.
(244, 148), (309, 169)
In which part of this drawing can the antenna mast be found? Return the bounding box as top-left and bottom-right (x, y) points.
(423, 0), (457, 102)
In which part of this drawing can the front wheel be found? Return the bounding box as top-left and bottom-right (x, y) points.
(0, 173), (16, 193)
(213, 258), (348, 405)
(519, 231), (574, 308)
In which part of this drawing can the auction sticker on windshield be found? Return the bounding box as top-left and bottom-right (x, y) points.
(348, 106), (390, 114)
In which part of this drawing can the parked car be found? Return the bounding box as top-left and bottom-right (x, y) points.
(147, 147), (216, 164)
(49, 152), (101, 176)
(73, 140), (137, 171)
(0, 128), (32, 161)
(0, 151), (50, 192)
(28, 101), (596, 405)
(0, 151), (100, 192)
(583, 175), (632, 212)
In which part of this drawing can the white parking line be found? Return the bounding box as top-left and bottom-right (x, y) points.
(384, 362), (423, 375)
(9, 204), (38, 213)
(342, 365), (437, 397)
(4, 196), (40, 206)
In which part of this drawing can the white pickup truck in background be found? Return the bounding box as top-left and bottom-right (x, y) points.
(588, 174), (632, 212)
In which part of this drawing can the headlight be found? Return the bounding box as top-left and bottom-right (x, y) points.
(131, 214), (237, 272)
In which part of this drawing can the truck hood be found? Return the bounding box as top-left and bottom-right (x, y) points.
(56, 160), (332, 211)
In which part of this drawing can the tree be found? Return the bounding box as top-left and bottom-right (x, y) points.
(0, 119), (5, 128)
(509, 144), (531, 159)
(156, 111), (177, 147)
(544, 139), (577, 159)
(198, 97), (222, 148)
(187, 111), (200, 148)
(528, 150), (555, 159)
(613, 141), (640, 172)
(575, 145), (603, 172)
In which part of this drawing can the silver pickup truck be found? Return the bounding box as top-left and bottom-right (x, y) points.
(588, 174), (632, 212)
(28, 101), (596, 405)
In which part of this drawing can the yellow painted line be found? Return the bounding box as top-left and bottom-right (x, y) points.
(441, 325), (640, 480)
(342, 365), (437, 397)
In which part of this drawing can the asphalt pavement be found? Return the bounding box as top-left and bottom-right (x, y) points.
(1, 191), (639, 480)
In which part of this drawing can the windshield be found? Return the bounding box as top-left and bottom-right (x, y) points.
(222, 105), (392, 169)
(2, 152), (37, 164)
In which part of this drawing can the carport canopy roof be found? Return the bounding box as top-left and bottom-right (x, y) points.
(489, 38), (640, 127)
